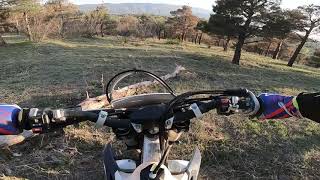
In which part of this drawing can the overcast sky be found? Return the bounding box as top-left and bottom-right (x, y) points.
(70, 0), (320, 10)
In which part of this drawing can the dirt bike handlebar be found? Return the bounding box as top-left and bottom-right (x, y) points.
(20, 93), (255, 134)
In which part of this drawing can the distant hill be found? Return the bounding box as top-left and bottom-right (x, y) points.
(78, 3), (211, 19)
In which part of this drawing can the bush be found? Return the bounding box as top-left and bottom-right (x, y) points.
(314, 49), (320, 57)
(306, 55), (320, 68)
(117, 16), (139, 37)
(165, 39), (181, 45)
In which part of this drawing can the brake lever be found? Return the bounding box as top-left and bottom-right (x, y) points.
(216, 90), (260, 116)
(216, 97), (233, 116)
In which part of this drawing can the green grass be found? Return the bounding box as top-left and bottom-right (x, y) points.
(0, 35), (320, 179)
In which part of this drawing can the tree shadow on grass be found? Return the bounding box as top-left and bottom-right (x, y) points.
(2, 40), (318, 99)
(18, 93), (85, 108)
(0, 129), (108, 180)
(1, 39), (320, 179)
(178, 52), (320, 93)
(199, 117), (320, 179)
(0, 92), (131, 180)
(0, 93), (106, 179)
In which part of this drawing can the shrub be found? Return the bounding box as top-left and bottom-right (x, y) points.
(314, 49), (320, 57)
(165, 39), (181, 45)
(307, 56), (320, 68)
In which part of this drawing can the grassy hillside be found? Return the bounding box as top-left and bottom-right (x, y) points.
(0, 36), (320, 179)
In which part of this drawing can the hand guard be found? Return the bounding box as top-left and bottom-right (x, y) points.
(257, 93), (302, 120)
(0, 104), (21, 135)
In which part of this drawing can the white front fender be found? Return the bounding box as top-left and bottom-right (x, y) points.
(112, 147), (201, 180)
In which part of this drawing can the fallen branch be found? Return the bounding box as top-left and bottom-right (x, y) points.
(0, 66), (185, 148)
(79, 65), (186, 110)
(0, 130), (34, 148)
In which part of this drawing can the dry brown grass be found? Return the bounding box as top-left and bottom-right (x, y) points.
(0, 35), (320, 179)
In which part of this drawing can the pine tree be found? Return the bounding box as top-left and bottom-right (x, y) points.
(287, 4), (320, 67)
(212, 0), (281, 65)
(0, 0), (18, 45)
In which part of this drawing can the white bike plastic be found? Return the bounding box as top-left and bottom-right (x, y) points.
(103, 135), (201, 180)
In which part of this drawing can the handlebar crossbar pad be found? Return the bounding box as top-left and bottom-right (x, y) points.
(104, 118), (131, 129)
(224, 89), (249, 96)
(50, 110), (131, 130)
(173, 100), (217, 122)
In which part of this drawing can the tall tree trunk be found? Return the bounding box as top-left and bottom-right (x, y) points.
(198, 33), (202, 45)
(183, 31), (187, 41)
(158, 29), (161, 40)
(288, 28), (313, 67)
(217, 38), (222, 47)
(232, 14), (252, 65)
(194, 33), (198, 44)
(232, 34), (246, 65)
(95, 23), (99, 36)
(0, 34), (6, 46)
(100, 23), (104, 37)
(59, 16), (65, 38)
(272, 40), (283, 59)
(15, 17), (20, 35)
(223, 36), (231, 51)
(264, 41), (272, 56)
(23, 12), (33, 41)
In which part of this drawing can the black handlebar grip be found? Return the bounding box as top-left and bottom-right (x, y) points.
(104, 118), (131, 129)
(64, 110), (99, 121)
(61, 110), (131, 129)
(224, 88), (249, 96)
(173, 110), (196, 122)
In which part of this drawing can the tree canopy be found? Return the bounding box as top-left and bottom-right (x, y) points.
(211, 0), (281, 64)
(167, 5), (199, 41)
(0, 0), (19, 45)
(288, 4), (320, 66)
